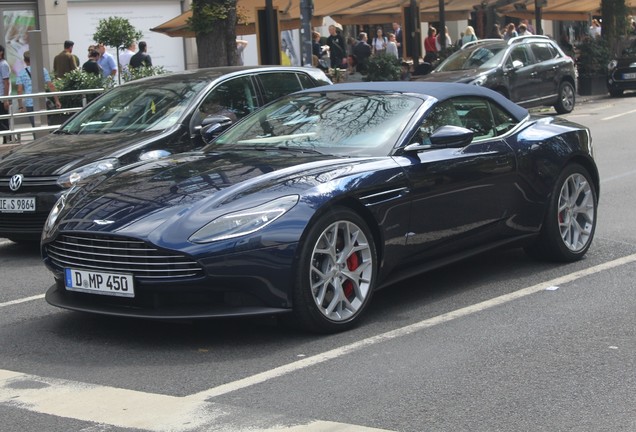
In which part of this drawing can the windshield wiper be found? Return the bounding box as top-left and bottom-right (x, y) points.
(276, 146), (324, 155)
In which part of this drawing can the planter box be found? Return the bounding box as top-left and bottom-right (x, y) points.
(578, 76), (607, 96)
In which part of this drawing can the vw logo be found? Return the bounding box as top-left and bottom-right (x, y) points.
(9, 174), (23, 192)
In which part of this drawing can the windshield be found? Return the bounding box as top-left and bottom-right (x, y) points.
(212, 92), (424, 157)
(435, 44), (507, 71)
(58, 77), (209, 135)
(617, 37), (636, 57)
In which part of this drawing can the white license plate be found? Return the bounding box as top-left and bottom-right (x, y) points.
(622, 72), (636, 79)
(65, 268), (135, 298)
(0, 197), (35, 213)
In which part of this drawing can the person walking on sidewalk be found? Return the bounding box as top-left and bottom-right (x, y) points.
(16, 51), (61, 127)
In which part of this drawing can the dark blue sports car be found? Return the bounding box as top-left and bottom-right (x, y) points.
(42, 82), (599, 333)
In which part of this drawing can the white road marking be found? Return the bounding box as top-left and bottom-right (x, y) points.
(0, 294), (44, 308)
(189, 252), (636, 401)
(600, 169), (636, 184)
(601, 108), (636, 121)
(2, 253), (636, 431)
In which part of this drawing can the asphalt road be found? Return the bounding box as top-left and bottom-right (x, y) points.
(1, 93), (635, 432)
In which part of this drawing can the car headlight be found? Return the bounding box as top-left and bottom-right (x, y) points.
(189, 195), (299, 243)
(57, 158), (120, 188)
(470, 75), (488, 86)
(608, 60), (617, 71)
(42, 190), (70, 240)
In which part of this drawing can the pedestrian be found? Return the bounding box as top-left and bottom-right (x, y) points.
(435, 26), (452, 51)
(118, 42), (136, 73)
(392, 22), (403, 58)
(459, 26), (478, 47)
(517, 24), (531, 36)
(129, 41), (152, 69)
(236, 39), (248, 65)
(386, 33), (399, 59)
(589, 19), (601, 38)
(503, 23), (518, 41)
(520, 19), (535, 34)
(97, 43), (117, 79)
(424, 27), (437, 63)
(52, 40), (77, 79)
(0, 45), (10, 143)
(16, 51), (61, 128)
(352, 32), (372, 73)
(326, 24), (346, 69)
(82, 49), (101, 76)
(488, 24), (503, 39)
(371, 27), (387, 56)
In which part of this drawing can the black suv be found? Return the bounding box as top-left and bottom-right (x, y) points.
(417, 35), (577, 114)
(0, 66), (331, 243)
(607, 36), (636, 97)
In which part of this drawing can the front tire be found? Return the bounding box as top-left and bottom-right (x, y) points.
(554, 81), (575, 114)
(292, 208), (377, 333)
(525, 163), (597, 262)
(609, 88), (624, 97)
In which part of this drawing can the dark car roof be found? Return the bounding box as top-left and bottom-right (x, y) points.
(298, 81), (529, 122)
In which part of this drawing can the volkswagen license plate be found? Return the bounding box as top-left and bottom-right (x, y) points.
(65, 268), (135, 297)
(622, 72), (636, 80)
(0, 197), (35, 213)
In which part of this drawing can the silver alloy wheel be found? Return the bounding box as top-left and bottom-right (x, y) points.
(310, 220), (373, 321)
(558, 173), (595, 252)
(560, 83), (575, 112)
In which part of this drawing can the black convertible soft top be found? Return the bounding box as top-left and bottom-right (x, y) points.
(299, 81), (529, 122)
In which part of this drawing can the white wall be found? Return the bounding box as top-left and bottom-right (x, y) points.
(67, 0), (185, 75)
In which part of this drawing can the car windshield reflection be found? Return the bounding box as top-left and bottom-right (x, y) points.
(212, 92), (424, 157)
(58, 78), (209, 135)
(436, 45), (507, 71)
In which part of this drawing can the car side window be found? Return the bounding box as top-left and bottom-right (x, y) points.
(196, 76), (257, 124)
(411, 100), (463, 146)
(530, 43), (555, 62)
(508, 45), (533, 67)
(296, 72), (317, 89)
(490, 103), (519, 135)
(258, 72), (303, 103)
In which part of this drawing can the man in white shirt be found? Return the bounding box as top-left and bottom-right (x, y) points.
(119, 42), (136, 74)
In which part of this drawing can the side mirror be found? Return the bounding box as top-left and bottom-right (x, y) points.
(511, 59), (524, 69)
(429, 125), (474, 148)
(199, 115), (233, 144)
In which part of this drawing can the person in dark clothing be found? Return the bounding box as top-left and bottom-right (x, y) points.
(129, 41), (152, 69)
(82, 50), (101, 76)
(326, 25), (346, 68)
(352, 32), (372, 74)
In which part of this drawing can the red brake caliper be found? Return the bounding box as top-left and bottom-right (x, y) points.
(343, 252), (360, 300)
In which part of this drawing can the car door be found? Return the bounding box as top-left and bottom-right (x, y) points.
(528, 42), (562, 101)
(395, 97), (518, 260)
(505, 45), (540, 104)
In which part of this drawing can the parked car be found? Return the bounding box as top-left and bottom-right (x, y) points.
(42, 82), (599, 333)
(0, 66), (331, 243)
(607, 36), (636, 97)
(416, 35), (577, 114)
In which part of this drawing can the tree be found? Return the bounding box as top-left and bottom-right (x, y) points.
(187, 0), (239, 67)
(93, 17), (143, 84)
(601, 0), (630, 55)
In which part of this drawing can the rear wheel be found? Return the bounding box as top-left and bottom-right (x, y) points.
(292, 208), (376, 333)
(554, 81), (575, 114)
(525, 163), (597, 262)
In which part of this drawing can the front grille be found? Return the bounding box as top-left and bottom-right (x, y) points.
(46, 234), (204, 279)
(0, 176), (61, 193)
(0, 212), (49, 232)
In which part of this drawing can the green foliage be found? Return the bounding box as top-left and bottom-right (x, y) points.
(121, 65), (168, 82)
(576, 36), (611, 78)
(602, 0), (630, 55)
(53, 69), (113, 108)
(188, 0), (238, 34)
(364, 54), (402, 82)
(93, 17), (143, 51)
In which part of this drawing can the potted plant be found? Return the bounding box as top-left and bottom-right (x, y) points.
(575, 36), (611, 95)
(364, 54), (401, 81)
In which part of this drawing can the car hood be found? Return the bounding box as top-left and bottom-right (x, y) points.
(0, 130), (166, 177)
(421, 69), (484, 83)
(54, 149), (379, 242)
(615, 56), (636, 68)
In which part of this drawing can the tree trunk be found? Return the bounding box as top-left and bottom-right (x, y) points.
(193, 0), (238, 67)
